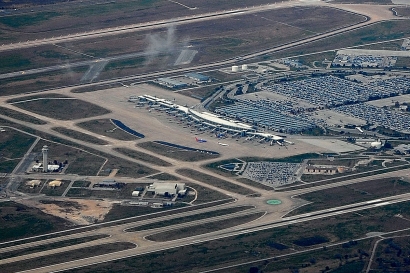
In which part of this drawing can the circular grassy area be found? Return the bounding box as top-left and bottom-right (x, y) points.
(266, 199), (282, 205)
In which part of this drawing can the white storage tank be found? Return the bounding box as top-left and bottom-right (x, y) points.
(232, 65), (239, 72)
(241, 64), (248, 70)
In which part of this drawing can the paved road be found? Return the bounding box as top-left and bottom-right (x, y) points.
(11, 193), (410, 273)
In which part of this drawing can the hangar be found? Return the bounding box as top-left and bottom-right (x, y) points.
(147, 182), (186, 197)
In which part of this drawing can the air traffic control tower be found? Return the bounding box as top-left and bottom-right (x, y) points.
(42, 145), (48, 173)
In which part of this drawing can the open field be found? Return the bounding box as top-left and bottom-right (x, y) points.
(0, 128), (36, 159)
(185, 182), (231, 204)
(126, 206), (254, 232)
(32, 139), (106, 176)
(0, 128), (36, 173)
(2, 242), (136, 273)
(0, 201), (72, 242)
(1, 118), (159, 178)
(10, 94), (111, 120)
(272, 20), (410, 60)
(40, 179), (71, 197)
(0, 66), (88, 96)
(146, 212), (265, 242)
(0, 106), (47, 124)
(67, 183), (152, 199)
(288, 178), (410, 216)
(0, 0), (285, 42)
(17, 179), (47, 194)
(114, 147), (172, 167)
(372, 236), (410, 272)
(299, 161), (410, 184)
(177, 168), (255, 195)
(0, 234), (108, 261)
(63, 201), (410, 273)
(147, 172), (180, 181)
(102, 199), (233, 223)
(394, 7), (410, 17)
(0, 6), (365, 94)
(102, 203), (184, 222)
(76, 119), (138, 141)
(72, 180), (91, 187)
(52, 127), (109, 145)
(138, 141), (220, 162)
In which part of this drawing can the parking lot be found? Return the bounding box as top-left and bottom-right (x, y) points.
(242, 162), (301, 187)
(263, 76), (409, 108)
(334, 103), (410, 133)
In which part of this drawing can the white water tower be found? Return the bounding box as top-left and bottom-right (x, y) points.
(232, 65), (239, 72)
(42, 145), (48, 173)
(241, 64), (248, 71)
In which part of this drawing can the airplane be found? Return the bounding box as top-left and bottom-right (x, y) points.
(218, 142), (228, 146)
(215, 132), (225, 138)
(195, 137), (207, 143)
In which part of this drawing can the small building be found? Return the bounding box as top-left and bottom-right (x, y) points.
(26, 180), (41, 188)
(47, 165), (60, 172)
(94, 179), (125, 188)
(48, 180), (62, 187)
(32, 163), (43, 172)
(146, 182), (186, 197)
(156, 77), (187, 89)
(185, 72), (210, 82)
(132, 191), (140, 197)
(305, 165), (338, 175)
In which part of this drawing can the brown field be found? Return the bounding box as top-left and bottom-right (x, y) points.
(67, 183), (150, 199)
(147, 172), (180, 181)
(63, 201), (410, 273)
(102, 199), (233, 223)
(40, 179), (71, 197)
(271, 20), (410, 60)
(76, 119), (138, 141)
(0, 128), (36, 173)
(2, 242), (136, 273)
(0, 6), (364, 95)
(126, 206), (254, 232)
(0, 106), (47, 124)
(0, 67), (88, 96)
(52, 127), (109, 145)
(288, 178), (410, 216)
(32, 139), (106, 176)
(146, 212), (264, 242)
(114, 147), (172, 167)
(0, 201), (72, 243)
(17, 179), (47, 194)
(0, 234), (108, 261)
(394, 7), (410, 17)
(186, 182), (231, 204)
(10, 94), (111, 120)
(137, 141), (220, 161)
(177, 168), (255, 195)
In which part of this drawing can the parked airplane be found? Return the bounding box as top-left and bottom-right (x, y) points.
(195, 137), (207, 143)
(218, 142), (228, 146)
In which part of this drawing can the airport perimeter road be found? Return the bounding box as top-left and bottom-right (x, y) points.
(15, 193), (410, 273)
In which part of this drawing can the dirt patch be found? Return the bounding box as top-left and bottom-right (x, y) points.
(18, 198), (114, 225)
